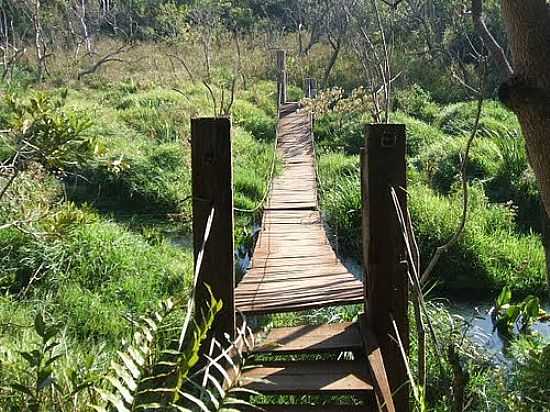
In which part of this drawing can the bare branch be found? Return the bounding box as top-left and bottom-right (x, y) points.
(471, 0), (513, 77)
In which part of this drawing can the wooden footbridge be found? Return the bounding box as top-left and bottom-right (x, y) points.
(190, 53), (409, 412)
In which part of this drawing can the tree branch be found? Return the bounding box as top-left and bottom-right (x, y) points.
(471, 0), (513, 77)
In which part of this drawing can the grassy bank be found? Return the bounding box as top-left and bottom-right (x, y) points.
(0, 79), (278, 409)
(316, 97), (548, 298)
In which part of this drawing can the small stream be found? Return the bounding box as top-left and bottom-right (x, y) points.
(448, 300), (550, 362)
(170, 225), (550, 363)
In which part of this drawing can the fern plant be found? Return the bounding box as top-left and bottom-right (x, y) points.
(92, 289), (257, 412)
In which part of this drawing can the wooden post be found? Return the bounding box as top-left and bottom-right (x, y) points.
(276, 49), (287, 106)
(304, 77), (317, 98)
(361, 125), (408, 411)
(191, 117), (235, 341)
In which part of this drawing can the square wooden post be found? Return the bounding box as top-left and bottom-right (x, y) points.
(361, 124), (409, 411)
(304, 77), (317, 98)
(191, 117), (235, 341)
(276, 49), (287, 106)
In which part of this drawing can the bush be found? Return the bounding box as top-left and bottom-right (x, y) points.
(314, 112), (365, 154)
(393, 84), (440, 123)
(508, 336), (550, 410)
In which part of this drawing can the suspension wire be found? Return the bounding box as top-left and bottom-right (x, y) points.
(233, 109), (281, 214)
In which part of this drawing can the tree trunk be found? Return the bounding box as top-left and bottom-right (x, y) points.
(542, 202), (550, 286)
(323, 38), (341, 86)
(499, 1), (550, 217)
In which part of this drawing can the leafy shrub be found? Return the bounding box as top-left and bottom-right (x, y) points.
(314, 112), (365, 154)
(414, 135), (503, 194)
(393, 84), (440, 123)
(508, 336), (550, 410)
(1, 92), (95, 171)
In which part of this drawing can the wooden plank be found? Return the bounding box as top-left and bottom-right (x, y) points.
(359, 314), (396, 412)
(235, 291), (363, 313)
(241, 360), (373, 394)
(244, 406), (366, 412)
(236, 295), (364, 315)
(191, 117), (235, 340)
(253, 322), (362, 354)
(362, 124), (408, 410)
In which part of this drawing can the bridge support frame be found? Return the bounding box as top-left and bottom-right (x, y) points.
(276, 49), (287, 106)
(191, 117), (236, 342)
(361, 124), (409, 412)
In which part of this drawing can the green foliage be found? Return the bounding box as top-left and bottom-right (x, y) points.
(393, 85), (440, 123)
(7, 313), (80, 412)
(391, 112), (446, 157)
(493, 287), (544, 335)
(414, 135), (503, 194)
(1, 92), (95, 171)
(508, 336), (550, 410)
(92, 289), (252, 411)
(318, 151), (547, 296)
(233, 99), (276, 140)
(435, 101), (518, 138)
(408, 183), (546, 295)
(314, 112), (364, 154)
(486, 130), (541, 232)
(240, 80), (278, 117)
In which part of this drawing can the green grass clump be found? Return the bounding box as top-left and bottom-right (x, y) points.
(317, 152), (361, 258)
(240, 80), (278, 117)
(47, 218), (192, 341)
(314, 113), (365, 154)
(435, 101), (519, 137)
(409, 183), (546, 296)
(393, 84), (440, 123)
(391, 111), (446, 157)
(233, 99), (276, 140)
(414, 135), (503, 194)
(317, 150), (547, 296)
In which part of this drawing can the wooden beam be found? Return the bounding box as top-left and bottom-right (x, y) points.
(361, 125), (409, 411)
(276, 49), (287, 106)
(191, 117), (235, 341)
(304, 77), (317, 98)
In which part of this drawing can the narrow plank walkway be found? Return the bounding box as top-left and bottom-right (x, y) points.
(235, 105), (364, 314)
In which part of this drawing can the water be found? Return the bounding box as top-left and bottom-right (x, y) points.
(448, 300), (550, 362)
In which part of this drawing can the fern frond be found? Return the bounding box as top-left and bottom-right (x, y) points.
(90, 298), (177, 411)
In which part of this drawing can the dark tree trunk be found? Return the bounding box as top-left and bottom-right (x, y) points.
(542, 202), (550, 286)
(499, 1), (550, 217)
